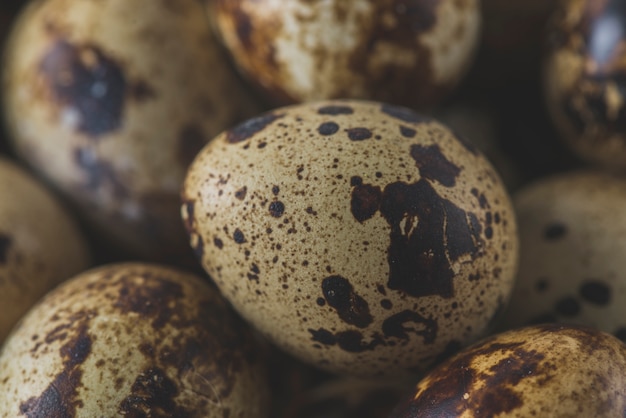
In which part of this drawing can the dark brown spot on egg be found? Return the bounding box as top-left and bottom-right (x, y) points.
(213, 237), (223, 249)
(322, 276), (373, 328)
(400, 125), (416, 138)
(118, 367), (191, 416)
(351, 181), (383, 223)
(114, 276), (185, 329)
(178, 124), (206, 167)
(381, 103), (431, 124)
(39, 39), (151, 137)
(235, 186), (247, 200)
(410, 144), (460, 187)
(233, 228), (246, 244)
(269, 201), (285, 217)
(382, 310), (437, 344)
(579, 280), (611, 306)
(272, 185), (280, 195)
(226, 112), (285, 143)
(347, 127), (373, 141)
(20, 318), (93, 418)
(318, 121), (340, 135)
(318, 105), (354, 115)
(543, 222), (567, 240)
(0, 234), (11, 264)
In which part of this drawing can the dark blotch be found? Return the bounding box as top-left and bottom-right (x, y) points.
(0, 234), (11, 264)
(317, 105), (354, 115)
(269, 201), (285, 217)
(400, 125), (416, 138)
(347, 127), (373, 141)
(74, 147), (128, 198)
(308, 328), (336, 346)
(579, 280), (611, 306)
(226, 113), (284, 144)
(272, 185), (280, 195)
(543, 222), (567, 240)
(322, 275), (373, 328)
(410, 144), (461, 187)
(178, 124), (206, 167)
(40, 39), (133, 137)
(213, 237), (224, 249)
(235, 186), (247, 200)
(382, 310), (437, 344)
(381, 103), (431, 123)
(318, 121), (340, 135)
(233, 229), (246, 244)
(555, 297), (581, 317)
(351, 183), (383, 223)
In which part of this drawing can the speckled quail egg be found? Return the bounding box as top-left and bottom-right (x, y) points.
(182, 100), (519, 377)
(389, 324), (626, 417)
(207, 0), (481, 108)
(544, 0), (626, 169)
(497, 170), (626, 342)
(0, 262), (270, 417)
(2, 0), (261, 266)
(0, 156), (90, 343)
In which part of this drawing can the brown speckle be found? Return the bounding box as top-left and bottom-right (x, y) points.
(347, 127), (373, 141)
(269, 201), (285, 217)
(233, 229), (246, 244)
(322, 275), (373, 328)
(214, 237), (224, 249)
(235, 186), (247, 200)
(118, 367), (190, 416)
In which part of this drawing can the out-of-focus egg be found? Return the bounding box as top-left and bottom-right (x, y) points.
(0, 156), (90, 343)
(544, 0), (626, 169)
(182, 100), (519, 377)
(0, 262), (271, 417)
(208, 0), (481, 108)
(498, 170), (626, 342)
(389, 324), (626, 417)
(2, 0), (261, 265)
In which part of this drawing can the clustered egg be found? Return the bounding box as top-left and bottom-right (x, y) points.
(182, 99), (518, 377)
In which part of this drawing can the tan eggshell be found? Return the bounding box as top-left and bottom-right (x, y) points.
(0, 262), (270, 417)
(544, 0), (626, 169)
(499, 171), (626, 342)
(182, 100), (519, 377)
(2, 0), (261, 265)
(0, 157), (90, 343)
(208, 0), (481, 108)
(389, 324), (626, 417)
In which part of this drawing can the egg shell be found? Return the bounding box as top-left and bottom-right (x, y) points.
(544, 0), (626, 169)
(208, 0), (481, 108)
(498, 170), (626, 342)
(182, 99), (519, 377)
(0, 156), (90, 343)
(0, 262), (270, 417)
(388, 324), (626, 417)
(2, 0), (261, 265)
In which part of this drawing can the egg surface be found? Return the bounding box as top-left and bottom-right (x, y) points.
(544, 0), (626, 169)
(389, 324), (626, 417)
(0, 262), (270, 417)
(182, 100), (519, 377)
(499, 170), (626, 342)
(208, 0), (480, 108)
(2, 0), (261, 265)
(0, 157), (90, 343)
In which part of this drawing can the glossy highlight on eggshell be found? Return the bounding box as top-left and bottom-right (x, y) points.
(182, 99), (519, 377)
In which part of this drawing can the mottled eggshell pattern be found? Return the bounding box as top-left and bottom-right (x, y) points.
(0, 157), (90, 343)
(182, 100), (519, 377)
(544, 0), (626, 169)
(2, 0), (261, 265)
(0, 263), (270, 417)
(499, 171), (626, 342)
(208, 0), (481, 108)
(389, 324), (626, 417)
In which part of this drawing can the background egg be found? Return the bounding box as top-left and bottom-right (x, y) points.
(0, 156), (90, 343)
(182, 100), (518, 377)
(498, 170), (626, 342)
(389, 324), (626, 417)
(207, 0), (481, 108)
(2, 0), (261, 266)
(0, 262), (270, 417)
(544, 0), (626, 169)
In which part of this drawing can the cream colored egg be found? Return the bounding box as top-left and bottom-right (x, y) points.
(0, 262), (270, 417)
(499, 171), (626, 342)
(208, 0), (481, 108)
(0, 156), (90, 343)
(389, 324), (626, 417)
(182, 100), (519, 377)
(2, 0), (261, 265)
